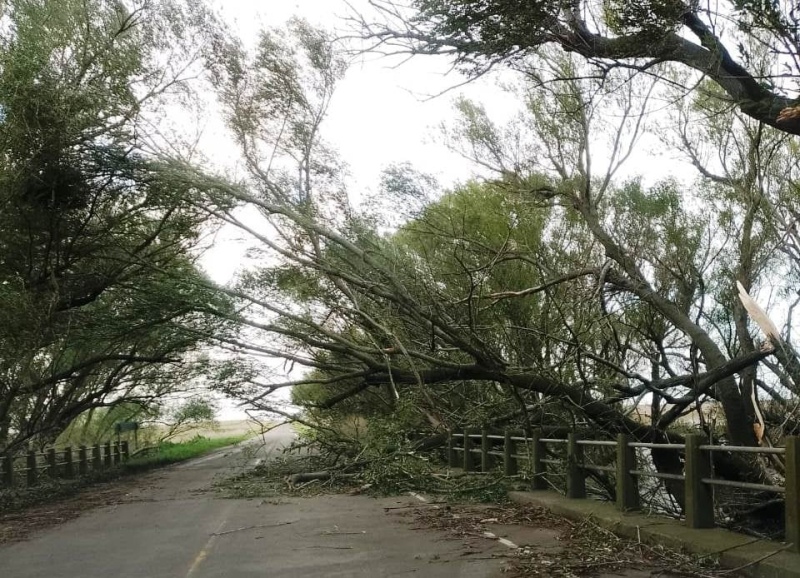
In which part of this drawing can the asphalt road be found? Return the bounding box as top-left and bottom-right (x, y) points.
(0, 425), (505, 577)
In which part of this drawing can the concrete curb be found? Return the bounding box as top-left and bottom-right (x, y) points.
(508, 491), (800, 578)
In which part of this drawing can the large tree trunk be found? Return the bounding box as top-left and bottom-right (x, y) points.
(578, 201), (758, 447)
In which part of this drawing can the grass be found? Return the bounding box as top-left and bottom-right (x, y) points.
(0, 435), (248, 514)
(122, 435), (248, 472)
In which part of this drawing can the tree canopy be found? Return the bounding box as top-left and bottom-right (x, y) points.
(359, 0), (800, 135)
(194, 18), (800, 526)
(0, 0), (234, 452)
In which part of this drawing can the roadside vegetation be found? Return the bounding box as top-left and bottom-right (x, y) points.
(56, 400), (222, 448)
(0, 435), (247, 516)
(212, 6), (800, 538)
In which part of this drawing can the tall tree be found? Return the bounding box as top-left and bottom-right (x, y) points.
(200, 28), (800, 531)
(0, 0), (234, 452)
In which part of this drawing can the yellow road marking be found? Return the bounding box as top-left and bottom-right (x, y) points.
(186, 547), (210, 577)
(186, 509), (233, 577)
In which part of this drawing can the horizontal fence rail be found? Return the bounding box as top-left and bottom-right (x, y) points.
(0, 440), (130, 489)
(446, 427), (800, 553)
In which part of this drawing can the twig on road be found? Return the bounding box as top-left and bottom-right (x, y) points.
(715, 542), (794, 575)
(211, 520), (297, 536)
(383, 502), (446, 510)
(293, 545), (354, 550)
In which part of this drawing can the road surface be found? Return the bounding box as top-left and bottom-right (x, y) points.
(0, 425), (506, 577)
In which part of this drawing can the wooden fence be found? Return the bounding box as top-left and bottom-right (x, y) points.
(447, 428), (800, 553)
(0, 440), (130, 489)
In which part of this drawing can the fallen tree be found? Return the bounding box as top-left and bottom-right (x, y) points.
(186, 17), (800, 529)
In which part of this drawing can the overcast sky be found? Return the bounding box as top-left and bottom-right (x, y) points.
(212, 0), (521, 183)
(198, 0), (525, 285)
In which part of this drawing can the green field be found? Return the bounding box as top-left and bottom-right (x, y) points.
(123, 435), (249, 472)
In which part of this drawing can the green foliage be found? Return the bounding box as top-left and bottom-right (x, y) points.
(172, 400), (216, 426)
(359, 163), (439, 228)
(204, 4), (800, 520)
(732, 0), (796, 39)
(156, 399), (218, 442)
(607, 178), (703, 308)
(414, 0), (558, 69)
(602, 0), (685, 36)
(362, 0), (800, 144)
(214, 17), (346, 208)
(360, 453), (438, 494)
(57, 404), (152, 446)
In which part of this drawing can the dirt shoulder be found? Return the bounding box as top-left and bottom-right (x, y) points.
(403, 500), (734, 577)
(0, 476), (143, 544)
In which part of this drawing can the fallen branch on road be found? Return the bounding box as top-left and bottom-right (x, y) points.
(286, 471), (359, 487)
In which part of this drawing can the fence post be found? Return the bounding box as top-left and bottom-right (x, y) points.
(785, 436), (800, 553)
(27, 451), (38, 486)
(504, 429), (518, 476)
(616, 434), (639, 511)
(92, 444), (102, 471)
(463, 428), (474, 472)
(447, 431), (457, 467)
(685, 434), (714, 528)
(113, 442), (121, 464)
(47, 448), (58, 479)
(481, 427), (494, 472)
(64, 447), (74, 478)
(567, 432), (586, 499)
(531, 429), (547, 490)
(121, 440), (130, 461)
(2, 454), (13, 487)
(104, 442), (112, 467)
(79, 446), (88, 476)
